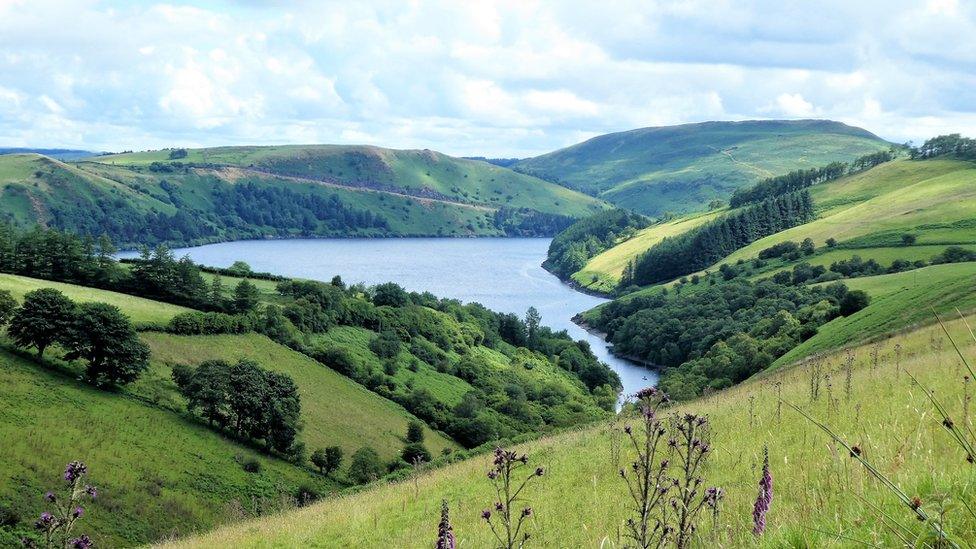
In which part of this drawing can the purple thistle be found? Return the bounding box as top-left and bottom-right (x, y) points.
(69, 535), (93, 549)
(84, 485), (98, 499)
(64, 461), (87, 484)
(44, 491), (56, 503)
(752, 446), (773, 536)
(435, 500), (456, 549)
(72, 507), (84, 519)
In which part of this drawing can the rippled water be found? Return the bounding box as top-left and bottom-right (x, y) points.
(130, 237), (658, 404)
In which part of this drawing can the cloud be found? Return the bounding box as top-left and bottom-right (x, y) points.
(0, 0), (975, 155)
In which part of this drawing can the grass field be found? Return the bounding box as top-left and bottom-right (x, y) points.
(0, 273), (192, 324)
(138, 332), (457, 461)
(0, 346), (332, 547)
(515, 120), (891, 215)
(161, 310), (976, 547)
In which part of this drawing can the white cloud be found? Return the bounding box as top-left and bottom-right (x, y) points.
(771, 93), (816, 117)
(0, 0), (974, 156)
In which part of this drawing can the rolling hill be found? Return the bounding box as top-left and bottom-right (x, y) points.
(515, 119), (893, 215)
(567, 157), (976, 293)
(0, 146), (608, 247)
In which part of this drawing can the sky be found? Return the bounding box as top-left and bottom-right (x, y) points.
(1, 0), (975, 157)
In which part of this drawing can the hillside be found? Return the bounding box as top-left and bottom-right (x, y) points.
(0, 146), (607, 247)
(515, 119), (892, 215)
(161, 311), (976, 547)
(568, 157), (976, 293)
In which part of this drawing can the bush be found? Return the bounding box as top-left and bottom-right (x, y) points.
(402, 442), (432, 464)
(348, 447), (384, 484)
(241, 457), (262, 473)
(0, 504), (19, 527)
(310, 446), (343, 476)
(294, 484), (321, 506)
(839, 290), (871, 316)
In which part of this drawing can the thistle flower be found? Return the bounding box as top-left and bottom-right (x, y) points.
(69, 535), (93, 549)
(36, 512), (54, 529)
(521, 507), (533, 518)
(704, 487), (724, 509)
(534, 467), (545, 477)
(481, 509), (491, 521)
(44, 491), (56, 503)
(84, 485), (97, 499)
(435, 500), (456, 549)
(72, 507), (84, 519)
(752, 446), (773, 536)
(64, 461), (87, 484)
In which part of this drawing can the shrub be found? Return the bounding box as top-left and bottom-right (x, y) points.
(294, 484), (321, 506)
(241, 457), (262, 473)
(839, 290), (871, 316)
(348, 447), (384, 484)
(402, 442), (432, 464)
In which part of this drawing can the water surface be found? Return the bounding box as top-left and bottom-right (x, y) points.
(134, 238), (657, 403)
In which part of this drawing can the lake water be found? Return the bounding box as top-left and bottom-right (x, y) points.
(136, 238), (657, 404)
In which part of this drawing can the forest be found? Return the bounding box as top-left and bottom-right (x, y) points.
(622, 191), (815, 287)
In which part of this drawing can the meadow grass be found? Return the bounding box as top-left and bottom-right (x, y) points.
(138, 332), (458, 461)
(0, 346), (333, 547)
(0, 273), (192, 324)
(160, 312), (976, 548)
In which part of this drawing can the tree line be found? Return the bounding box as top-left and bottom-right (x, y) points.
(909, 133), (976, 160)
(729, 149), (895, 208)
(622, 191), (815, 287)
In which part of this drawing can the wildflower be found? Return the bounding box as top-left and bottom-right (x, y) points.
(481, 509), (491, 521)
(435, 500), (456, 549)
(850, 445), (862, 457)
(623, 425), (632, 435)
(521, 507), (533, 518)
(84, 485), (97, 499)
(72, 507), (84, 519)
(495, 502), (504, 511)
(64, 461), (87, 484)
(44, 491), (56, 503)
(752, 446), (773, 536)
(69, 535), (93, 549)
(534, 467), (545, 477)
(36, 512), (54, 529)
(704, 487), (724, 509)
(634, 387), (658, 400)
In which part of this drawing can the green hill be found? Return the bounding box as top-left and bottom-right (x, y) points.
(515, 119), (892, 215)
(160, 312), (976, 547)
(568, 157), (976, 292)
(0, 146), (607, 247)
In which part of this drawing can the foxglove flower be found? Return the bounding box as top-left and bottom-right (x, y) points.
(752, 446), (773, 536)
(435, 500), (456, 549)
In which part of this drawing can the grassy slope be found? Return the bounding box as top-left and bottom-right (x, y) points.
(715, 159), (976, 267)
(139, 332), (457, 461)
(515, 120), (890, 215)
(91, 145), (607, 217)
(0, 347), (333, 547)
(571, 210), (723, 292)
(163, 313), (976, 548)
(773, 262), (976, 366)
(0, 273), (192, 324)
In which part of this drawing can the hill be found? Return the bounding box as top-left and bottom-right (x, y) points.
(515, 119), (892, 215)
(160, 311), (976, 547)
(567, 157), (976, 293)
(0, 146), (607, 247)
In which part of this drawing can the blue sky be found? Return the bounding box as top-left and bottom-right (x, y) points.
(1, 0), (975, 156)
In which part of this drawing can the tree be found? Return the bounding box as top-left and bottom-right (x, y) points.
(64, 302), (150, 385)
(800, 238), (815, 255)
(172, 360), (231, 428)
(310, 446), (343, 475)
(825, 237), (837, 248)
(406, 420), (425, 444)
(370, 331), (402, 359)
(0, 289), (15, 326)
(330, 275), (345, 289)
(524, 306), (541, 344)
(208, 273), (225, 310)
(228, 261), (253, 276)
(901, 233), (917, 246)
(372, 282), (408, 307)
(7, 288), (76, 358)
(348, 447), (384, 484)
(402, 442), (431, 464)
(233, 279), (260, 313)
(839, 290), (871, 316)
